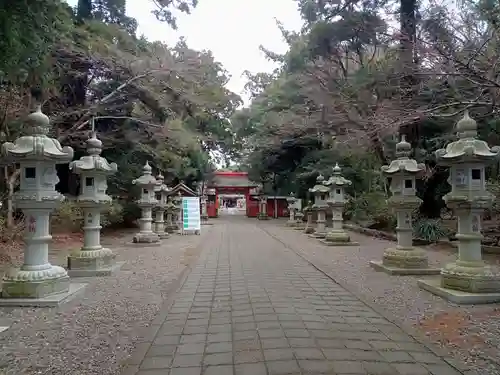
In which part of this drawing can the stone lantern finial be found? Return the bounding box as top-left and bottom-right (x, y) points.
(26, 105), (50, 136)
(332, 163), (341, 174)
(317, 174), (324, 183)
(143, 161), (152, 174)
(395, 134), (412, 159)
(86, 132), (103, 156)
(456, 110), (477, 139)
(157, 171), (164, 182)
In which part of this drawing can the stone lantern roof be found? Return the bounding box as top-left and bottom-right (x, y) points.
(309, 174), (330, 194)
(133, 161), (157, 187)
(154, 172), (171, 193)
(286, 192), (297, 204)
(323, 163), (352, 187)
(69, 132), (117, 174)
(2, 106), (74, 162)
(436, 111), (500, 165)
(381, 135), (424, 176)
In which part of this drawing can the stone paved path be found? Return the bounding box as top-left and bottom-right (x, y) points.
(122, 219), (466, 375)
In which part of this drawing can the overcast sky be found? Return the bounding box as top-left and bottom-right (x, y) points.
(66, 0), (303, 102)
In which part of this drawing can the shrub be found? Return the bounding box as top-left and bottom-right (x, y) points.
(101, 201), (124, 228)
(344, 191), (396, 230)
(0, 215), (24, 242)
(51, 199), (82, 232)
(413, 218), (448, 242)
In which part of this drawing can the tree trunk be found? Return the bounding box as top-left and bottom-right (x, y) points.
(4, 167), (20, 228)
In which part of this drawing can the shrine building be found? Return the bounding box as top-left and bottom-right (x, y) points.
(205, 171), (289, 218)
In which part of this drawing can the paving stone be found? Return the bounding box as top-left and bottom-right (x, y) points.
(393, 363), (431, 374)
(206, 342), (232, 353)
(140, 356), (173, 370)
(331, 360), (365, 374)
(234, 362), (267, 375)
(267, 360), (301, 374)
(203, 352), (233, 365)
(298, 359), (333, 373)
(169, 368), (202, 375)
(121, 221), (469, 375)
(263, 348), (295, 361)
(203, 365), (233, 375)
(180, 334), (206, 344)
(172, 354), (203, 367)
(234, 349), (264, 364)
(177, 343), (205, 355)
(146, 344), (177, 357)
(361, 361), (399, 375)
(293, 348), (325, 360)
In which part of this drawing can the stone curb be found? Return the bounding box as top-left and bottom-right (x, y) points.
(260, 224), (479, 375)
(118, 226), (214, 375)
(344, 223), (500, 255)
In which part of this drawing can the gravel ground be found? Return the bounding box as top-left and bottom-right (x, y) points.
(261, 221), (500, 375)
(0, 227), (212, 375)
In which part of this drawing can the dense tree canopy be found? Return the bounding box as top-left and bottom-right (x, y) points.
(233, 0), (500, 234)
(0, 0), (242, 228)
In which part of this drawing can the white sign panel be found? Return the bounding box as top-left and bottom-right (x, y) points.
(182, 197), (201, 232)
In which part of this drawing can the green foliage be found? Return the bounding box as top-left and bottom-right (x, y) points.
(413, 218), (448, 242)
(343, 191), (396, 230)
(101, 202), (124, 228)
(51, 200), (83, 232)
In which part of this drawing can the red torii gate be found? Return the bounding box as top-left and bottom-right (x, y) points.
(205, 171), (289, 218)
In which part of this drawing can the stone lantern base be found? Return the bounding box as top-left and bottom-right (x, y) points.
(418, 260), (500, 304)
(320, 230), (359, 246)
(309, 230), (327, 239)
(67, 248), (124, 277)
(132, 232), (161, 246)
(286, 220), (296, 227)
(0, 266), (87, 307)
(370, 246), (440, 275)
(257, 213), (269, 220)
(303, 226), (315, 234)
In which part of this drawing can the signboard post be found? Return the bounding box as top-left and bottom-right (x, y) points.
(182, 197), (201, 235)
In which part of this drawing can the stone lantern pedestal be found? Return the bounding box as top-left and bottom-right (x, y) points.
(0, 107), (86, 307)
(309, 175), (329, 238)
(294, 209), (305, 230)
(132, 162), (161, 246)
(257, 195), (269, 220)
(154, 173), (170, 239)
(200, 194), (210, 224)
(418, 112), (500, 303)
(67, 132), (123, 277)
(164, 196), (176, 233)
(286, 193), (297, 227)
(321, 164), (358, 246)
(303, 201), (315, 234)
(370, 136), (439, 275)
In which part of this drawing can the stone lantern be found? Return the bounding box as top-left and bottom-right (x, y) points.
(322, 163), (358, 246)
(294, 207), (305, 230)
(303, 201), (315, 234)
(257, 190), (269, 220)
(419, 112), (500, 303)
(0, 106), (76, 301)
(67, 132), (120, 276)
(164, 194), (176, 233)
(200, 193), (209, 223)
(132, 161), (160, 244)
(153, 172), (170, 239)
(172, 191), (183, 231)
(309, 174), (330, 238)
(286, 193), (297, 226)
(370, 135), (437, 274)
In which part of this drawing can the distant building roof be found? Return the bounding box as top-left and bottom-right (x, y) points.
(170, 182), (197, 196)
(209, 174), (258, 188)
